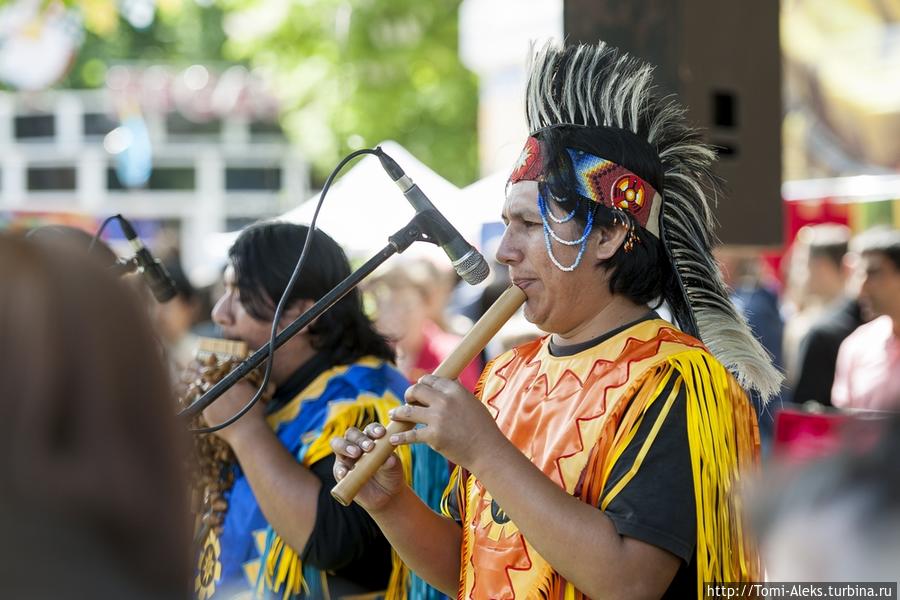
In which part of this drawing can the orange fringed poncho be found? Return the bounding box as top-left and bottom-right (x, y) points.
(442, 319), (760, 600)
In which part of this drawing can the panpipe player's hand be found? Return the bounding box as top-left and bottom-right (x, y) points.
(391, 374), (506, 472)
(202, 379), (269, 447)
(176, 358), (203, 400)
(331, 424), (407, 512)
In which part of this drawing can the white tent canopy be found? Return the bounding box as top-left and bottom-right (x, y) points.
(281, 141), (466, 259)
(201, 143), (512, 283)
(454, 169), (508, 255)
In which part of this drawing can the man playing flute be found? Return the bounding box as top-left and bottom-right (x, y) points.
(332, 41), (781, 600)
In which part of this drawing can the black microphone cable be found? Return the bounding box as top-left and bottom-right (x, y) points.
(191, 148), (381, 435)
(89, 214), (122, 253)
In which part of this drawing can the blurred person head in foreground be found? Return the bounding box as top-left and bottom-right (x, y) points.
(752, 415), (900, 580)
(0, 233), (190, 599)
(26, 222), (158, 310)
(26, 223), (119, 266)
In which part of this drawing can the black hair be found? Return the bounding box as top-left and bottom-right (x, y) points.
(809, 242), (848, 270)
(854, 227), (900, 271)
(533, 124), (675, 306)
(801, 224), (850, 269)
(229, 222), (394, 364)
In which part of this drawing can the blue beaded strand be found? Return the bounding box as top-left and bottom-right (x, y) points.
(538, 192), (594, 272)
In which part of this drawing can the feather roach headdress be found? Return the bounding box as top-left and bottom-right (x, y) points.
(511, 40), (782, 400)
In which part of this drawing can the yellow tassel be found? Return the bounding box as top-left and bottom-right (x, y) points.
(385, 549), (408, 600)
(440, 465), (462, 519)
(299, 394), (423, 600)
(594, 350), (759, 600)
(303, 396), (400, 467)
(668, 351), (760, 598)
(256, 397), (404, 599)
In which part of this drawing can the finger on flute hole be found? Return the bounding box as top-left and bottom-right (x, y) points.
(363, 423), (385, 438)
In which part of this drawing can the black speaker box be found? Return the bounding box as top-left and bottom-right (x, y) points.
(564, 0), (782, 246)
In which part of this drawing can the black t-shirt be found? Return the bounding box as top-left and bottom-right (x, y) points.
(792, 298), (863, 406)
(551, 314), (695, 599)
(263, 353), (393, 597)
(449, 314), (696, 598)
(600, 371), (695, 598)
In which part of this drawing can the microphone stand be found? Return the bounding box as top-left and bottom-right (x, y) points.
(178, 210), (445, 421)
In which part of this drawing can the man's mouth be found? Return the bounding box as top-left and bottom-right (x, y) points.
(511, 278), (537, 292)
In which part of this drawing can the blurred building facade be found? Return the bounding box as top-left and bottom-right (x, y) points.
(0, 66), (309, 283)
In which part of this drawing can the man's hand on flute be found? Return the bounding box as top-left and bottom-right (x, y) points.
(329, 387), (467, 595)
(389, 374), (508, 470)
(330, 373), (509, 504)
(330, 423), (408, 512)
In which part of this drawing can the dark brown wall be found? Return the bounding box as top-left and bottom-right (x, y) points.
(565, 0), (782, 246)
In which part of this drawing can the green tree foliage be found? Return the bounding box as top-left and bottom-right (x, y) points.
(61, 1), (230, 89)
(221, 0), (479, 185)
(51, 0), (478, 185)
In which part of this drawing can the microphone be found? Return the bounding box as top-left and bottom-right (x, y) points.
(376, 149), (489, 285)
(116, 216), (177, 303)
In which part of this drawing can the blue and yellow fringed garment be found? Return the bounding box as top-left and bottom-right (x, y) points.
(441, 319), (760, 600)
(193, 357), (447, 600)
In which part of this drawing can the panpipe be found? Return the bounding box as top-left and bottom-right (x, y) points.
(177, 337), (274, 546)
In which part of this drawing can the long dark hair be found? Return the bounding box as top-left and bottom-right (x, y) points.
(0, 234), (190, 595)
(229, 222), (394, 364)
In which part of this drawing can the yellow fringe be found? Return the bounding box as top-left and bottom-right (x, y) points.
(597, 350), (759, 600)
(304, 395), (402, 466)
(673, 351), (760, 597)
(439, 465), (462, 519)
(601, 373), (683, 510)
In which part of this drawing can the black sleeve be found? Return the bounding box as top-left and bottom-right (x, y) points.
(601, 374), (696, 564)
(443, 469), (463, 523)
(792, 327), (837, 406)
(300, 454), (391, 571)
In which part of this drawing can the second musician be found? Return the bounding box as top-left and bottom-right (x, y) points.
(197, 222), (444, 600)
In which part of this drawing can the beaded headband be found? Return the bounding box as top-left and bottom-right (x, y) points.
(509, 136), (662, 238)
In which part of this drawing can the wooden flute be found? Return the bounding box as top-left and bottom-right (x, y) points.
(331, 284), (527, 506)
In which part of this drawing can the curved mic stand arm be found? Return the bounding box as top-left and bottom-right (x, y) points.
(178, 212), (440, 421)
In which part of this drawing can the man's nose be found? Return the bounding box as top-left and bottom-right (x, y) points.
(495, 230), (519, 266)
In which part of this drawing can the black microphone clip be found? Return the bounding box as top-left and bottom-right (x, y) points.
(375, 147), (490, 285)
(116, 216), (177, 303)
